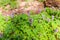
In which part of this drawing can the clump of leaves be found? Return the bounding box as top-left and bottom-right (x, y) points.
(0, 7), (60, 40)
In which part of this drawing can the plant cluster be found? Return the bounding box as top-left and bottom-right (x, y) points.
(0, 7), (60, 40)
(0, 0), (18, 9)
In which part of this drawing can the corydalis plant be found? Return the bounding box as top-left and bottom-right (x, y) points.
(54, 29), (59, 34)
(52, 15), (54, 20)
(29, 18), (33, 26)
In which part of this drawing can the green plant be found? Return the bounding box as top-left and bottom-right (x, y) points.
(0, 0), (18, 9)
(0, 7), (60, 40)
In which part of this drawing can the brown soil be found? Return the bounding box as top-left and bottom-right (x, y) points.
(44, 0), (60, 8)
(0, 0), (60, 16)
(0, 1), (44, 16)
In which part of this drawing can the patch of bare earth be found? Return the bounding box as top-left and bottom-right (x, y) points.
(44, 0), (60, 8)
(0, 1), (44, 16)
